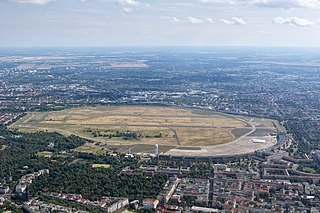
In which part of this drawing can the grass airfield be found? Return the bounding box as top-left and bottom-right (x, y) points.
(11, 106), (281, 156)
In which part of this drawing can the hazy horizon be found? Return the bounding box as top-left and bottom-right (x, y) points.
(1, 0), (320, 47)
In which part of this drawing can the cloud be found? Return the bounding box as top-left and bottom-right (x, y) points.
(118, 0), (138, 6)
(199, 0), (320, 9)
(188, 16), (203, 24)
(206, 18), (215, 23)
(117, 0), (140, 13)
(220, 17), (246, 25)
(160, 16), (216, 24)
(159, 16), (181, 23)
(249, 0), (320, 9)
(273, 16), (315, 27)
(199, 0), (236, 4)
(3, 0), (53, 4)
(220, 19), (234, 25)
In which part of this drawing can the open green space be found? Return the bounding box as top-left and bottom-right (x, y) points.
(10, 106), (283, 155)
(92, 164), (111, 169)
(37, 151), (53, 157)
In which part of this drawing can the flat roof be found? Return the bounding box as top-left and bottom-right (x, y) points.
(251, 139), (266, 143)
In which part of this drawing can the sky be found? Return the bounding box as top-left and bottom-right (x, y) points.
(0, 0), (320, 47)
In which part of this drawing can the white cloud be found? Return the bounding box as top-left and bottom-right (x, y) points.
(199, 0), (320, 9)
(117, 0), (140, 13)
(220, 19), (234, 25)
(160, 16), (215, 24)
(5, 0), (53, 4)
(273, 17), (287, 24)
(199, 0), (236, 4)
(118, 0), (138, 6)
(188, 16), (203, 24)
(249, 0), (320, 9)
(206, 18), (215, 23)
(159, 16), (181, 23)
(221, 17), (246, 25)
(273, 16), (315, 27)
(232, 17), (246, 25)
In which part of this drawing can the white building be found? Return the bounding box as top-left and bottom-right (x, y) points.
(154, 144), (159, 155)
(251, 138), (266, 144)
(15, 182), (27, 195)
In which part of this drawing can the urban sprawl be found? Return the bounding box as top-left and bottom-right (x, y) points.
(1, 48), (320, 212)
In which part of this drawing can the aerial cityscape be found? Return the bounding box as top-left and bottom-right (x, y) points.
(1, 0), (320, 213)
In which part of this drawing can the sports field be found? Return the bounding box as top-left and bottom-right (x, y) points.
(11, 106), (281, 155)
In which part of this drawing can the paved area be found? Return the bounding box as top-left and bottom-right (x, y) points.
(165, 119), (277, 157)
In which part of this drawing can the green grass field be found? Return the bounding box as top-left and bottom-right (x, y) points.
(37, 151), (53, 157)
(303, 167), (317, 174)
(10, 106), (283, 155)
(11, 106), (249, 146)
(92, 164), (111, 169)
(55, 154), (70, 158)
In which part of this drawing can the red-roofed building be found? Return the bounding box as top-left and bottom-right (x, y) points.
(142, 198), (159, 210)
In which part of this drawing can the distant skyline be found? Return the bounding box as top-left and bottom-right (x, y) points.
(1, 0), (320, 47)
